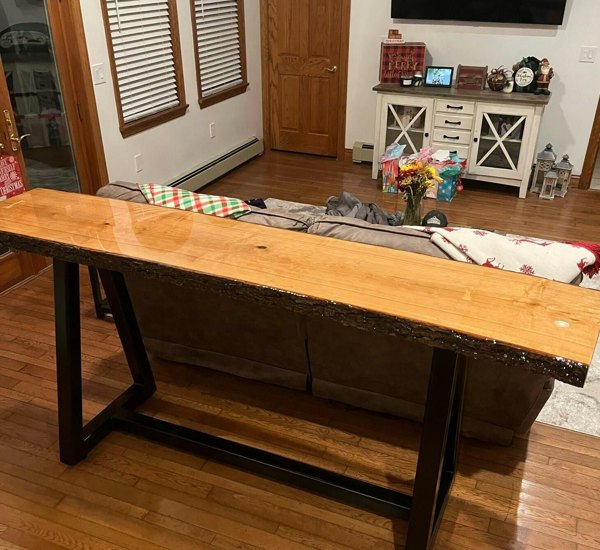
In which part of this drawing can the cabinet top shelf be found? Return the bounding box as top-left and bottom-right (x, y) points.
(373, 83), (551, 106)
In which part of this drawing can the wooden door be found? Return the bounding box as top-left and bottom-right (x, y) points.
(267, 0), (349, 157)
(0, 57), (46, 293)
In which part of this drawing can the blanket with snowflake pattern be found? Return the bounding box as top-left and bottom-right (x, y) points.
(411, 227), (600, 283)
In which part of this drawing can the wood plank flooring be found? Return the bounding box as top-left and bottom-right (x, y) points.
(0, 152), (599, 549)
(207, 150), (600, 243)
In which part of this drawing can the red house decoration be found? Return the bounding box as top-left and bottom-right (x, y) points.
(380, 42), (427, 83)
(0, 155), (25, 201)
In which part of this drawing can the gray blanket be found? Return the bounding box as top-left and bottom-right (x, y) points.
(326, 192), (402, 226)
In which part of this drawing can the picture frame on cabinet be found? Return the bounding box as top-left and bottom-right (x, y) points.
(424, 66), (454, 88)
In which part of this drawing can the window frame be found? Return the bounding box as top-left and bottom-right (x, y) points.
(191, 0), (249, 109)
(101, 0), (188, 137)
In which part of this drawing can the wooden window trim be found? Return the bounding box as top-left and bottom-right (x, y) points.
(101, 0), (188, 137)
(46, 0), (109, 194)
(192, 0), (249, 109)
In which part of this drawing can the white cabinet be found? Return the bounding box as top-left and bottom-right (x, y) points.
(373, 95), (434, 180)
(373, 86), (549, 198)
(470, 104), (535, 181)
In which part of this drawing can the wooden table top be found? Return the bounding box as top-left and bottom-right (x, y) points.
(1, 189), (598, 387)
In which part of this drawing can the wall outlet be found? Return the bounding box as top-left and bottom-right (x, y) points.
(91, 63), (107, 85)
(209, 123), (216, 139)
(579, 46), (598, 63)
(134, 154), (144, 173)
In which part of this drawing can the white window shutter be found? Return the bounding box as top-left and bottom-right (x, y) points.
(194, 0), (245, 98)
(105, 0), (182, 124)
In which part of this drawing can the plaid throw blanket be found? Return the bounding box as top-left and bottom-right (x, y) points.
(139, 183), (251, 219)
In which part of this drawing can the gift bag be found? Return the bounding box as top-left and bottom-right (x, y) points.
(379, 143), (406, 193)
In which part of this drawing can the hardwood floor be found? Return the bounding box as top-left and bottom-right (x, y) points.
(0, 154), (600, 549)
(207, 150), (600, 243)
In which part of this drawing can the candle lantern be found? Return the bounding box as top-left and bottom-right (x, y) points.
(539, 169), (558, 200)
(531, 143), (557, 194)
(554, 154), (574, 198)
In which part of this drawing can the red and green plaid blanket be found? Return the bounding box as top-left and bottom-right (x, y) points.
(139, 183), (251, 219)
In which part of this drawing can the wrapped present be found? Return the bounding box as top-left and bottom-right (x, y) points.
(380, 42), (426, 82)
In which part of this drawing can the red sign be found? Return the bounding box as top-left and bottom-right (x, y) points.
(380, 42), (426, 83)
(0, 155), (25, 201)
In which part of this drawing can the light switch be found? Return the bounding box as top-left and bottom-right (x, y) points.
(579, 47), (598, 63)
(134, 154), (144, 173)
(92, 63), (107, 85)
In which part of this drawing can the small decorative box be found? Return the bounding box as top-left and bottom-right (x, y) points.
(380, 42), (427, 83)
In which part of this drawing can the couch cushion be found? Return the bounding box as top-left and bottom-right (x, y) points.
(96, 181), (148, 204)
(308, 215), (449, 258)
(238, 206), (315, 232)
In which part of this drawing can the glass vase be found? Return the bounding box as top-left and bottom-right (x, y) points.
(403, 193), (423, 226)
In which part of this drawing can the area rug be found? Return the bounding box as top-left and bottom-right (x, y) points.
(268, 197), (600, 438)
(537, 275), (600, 438)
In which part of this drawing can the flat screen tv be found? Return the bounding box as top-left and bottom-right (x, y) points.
(391, 0), (567, 25)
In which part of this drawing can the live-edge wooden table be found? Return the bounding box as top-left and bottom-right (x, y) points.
(1, 189), (599, 550)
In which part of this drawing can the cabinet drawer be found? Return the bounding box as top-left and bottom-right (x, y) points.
(436, 99), (476, 115)
(433, 128), (472, 146)
(431, 142), (470, 161)
(434, 114), (473, 131)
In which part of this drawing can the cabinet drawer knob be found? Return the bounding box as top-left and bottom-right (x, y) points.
(445, 120), (461, 125)
(447, 104), (464, 110)
(443, 135), (461, 140)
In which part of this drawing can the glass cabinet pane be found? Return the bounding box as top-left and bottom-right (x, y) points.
(476, 112), (526, 171)
(385, 104), (427, 155)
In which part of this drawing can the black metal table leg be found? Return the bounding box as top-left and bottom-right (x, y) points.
(88, 266), (112, 320)
(54, 260), (85, 465)
(54, 263), (156, 462)
(98, 270), (156, 397)
(406, 349), (467, 550)
(53, 263), (465, 549)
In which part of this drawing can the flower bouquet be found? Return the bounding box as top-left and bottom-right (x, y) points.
(397, 158), (442, 225)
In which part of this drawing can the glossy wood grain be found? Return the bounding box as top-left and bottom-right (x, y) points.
(1, 271), (600, 549)
(0, 189), (599, 385)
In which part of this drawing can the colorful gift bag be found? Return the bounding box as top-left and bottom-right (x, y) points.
(437, 176), (458, 202)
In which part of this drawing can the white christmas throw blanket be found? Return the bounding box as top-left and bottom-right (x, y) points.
(412, 227), (600, 283)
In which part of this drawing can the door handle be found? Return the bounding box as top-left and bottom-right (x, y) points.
(9, 133), (30, 151)
(325, 65), (338, 73)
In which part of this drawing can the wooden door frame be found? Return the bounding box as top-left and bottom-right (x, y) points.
(45, 0), (108, 195)
(260, 0), (351, 160)
(580, 96), (600, 190)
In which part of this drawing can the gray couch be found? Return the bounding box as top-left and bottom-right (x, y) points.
(97, 182), (555, 445)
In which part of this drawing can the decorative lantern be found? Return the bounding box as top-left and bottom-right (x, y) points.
(539, 169), (558, 200)
(531, 143), (557, 194)
(554, 154), (574, 198)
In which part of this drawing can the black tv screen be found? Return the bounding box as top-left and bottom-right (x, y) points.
(391, 0), (567, 25)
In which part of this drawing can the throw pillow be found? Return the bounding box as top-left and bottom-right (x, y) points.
(138, 183), (251, 219)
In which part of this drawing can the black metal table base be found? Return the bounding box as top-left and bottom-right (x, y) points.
(54, 260), (466, 550)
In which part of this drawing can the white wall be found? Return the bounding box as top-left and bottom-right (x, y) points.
(346, 0), (600, 174)
(81, 0), (263, 184)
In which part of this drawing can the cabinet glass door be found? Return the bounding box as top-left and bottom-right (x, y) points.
(385, 103), (429, 155)
(471, 106), (533, 179)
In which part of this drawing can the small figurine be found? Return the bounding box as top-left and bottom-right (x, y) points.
(535, 58), (554, 95)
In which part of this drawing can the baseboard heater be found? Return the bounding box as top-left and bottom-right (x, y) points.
(352, 141), (374, 164)
(169, 137), (264, 192)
